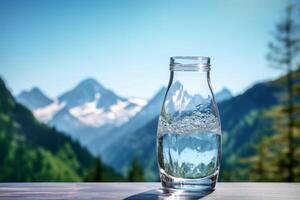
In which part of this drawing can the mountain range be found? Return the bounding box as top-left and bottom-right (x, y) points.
(98, 73), (287, 181)
(10, 69), (300, 181)
(17, 78), (147, 147)
(16, 78), (233, 179)
(16, 79), (231, 148)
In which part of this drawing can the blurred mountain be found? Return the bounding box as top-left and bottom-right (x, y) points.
(58, 78), (125, 109)
(89, 87), (167, 155)
(99, 87), (233, 176)
(16, 87), (53, 110)
(98, 77), (286, 180)
(17, 78), (147, 145)
(0, 77), (122, 181)
(215, 87), (232, 102)
(16, 77), (234, 179)
(218, 82), (285, 180)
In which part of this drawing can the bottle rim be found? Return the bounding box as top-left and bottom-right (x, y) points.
(169, 56), (211, 71)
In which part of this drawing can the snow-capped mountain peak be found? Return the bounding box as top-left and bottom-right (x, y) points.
(20, 79), (147, 130)
(58, 78), (107, 108)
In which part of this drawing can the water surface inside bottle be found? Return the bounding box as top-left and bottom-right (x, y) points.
(157, 110), (221, 185)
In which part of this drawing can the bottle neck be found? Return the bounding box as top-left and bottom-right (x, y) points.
(168, 70), (212, 97)
(167, 56), (213, 101)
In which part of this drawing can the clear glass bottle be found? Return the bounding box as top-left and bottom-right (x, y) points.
(157, 56), (221, 192)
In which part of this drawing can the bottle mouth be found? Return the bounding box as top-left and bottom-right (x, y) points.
(169, 56), (211, 71)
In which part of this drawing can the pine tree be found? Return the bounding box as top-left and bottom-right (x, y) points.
(127, 158), (145, 182)
(85, 157), (103, 182)
(247, 3), (300, 182)
(266, 3), (300, 182)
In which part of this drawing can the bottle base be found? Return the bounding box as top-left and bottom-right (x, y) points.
(160, 170), (218, 192)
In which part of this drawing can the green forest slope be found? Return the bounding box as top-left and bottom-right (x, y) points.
(0, 78), (122, 181)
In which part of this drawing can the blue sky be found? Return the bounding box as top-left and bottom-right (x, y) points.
(0, 0), (286, 99)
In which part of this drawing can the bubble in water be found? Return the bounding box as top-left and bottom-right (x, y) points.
(157, 110), (221, 180)
(158, 110), (221, 136)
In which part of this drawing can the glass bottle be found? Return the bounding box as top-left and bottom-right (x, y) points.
(157, 56), (221, 192)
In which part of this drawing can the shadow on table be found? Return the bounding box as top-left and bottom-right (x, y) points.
(123, 188), (213, 200)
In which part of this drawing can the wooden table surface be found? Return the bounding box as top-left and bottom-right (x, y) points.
(0, 182), (299, 200)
